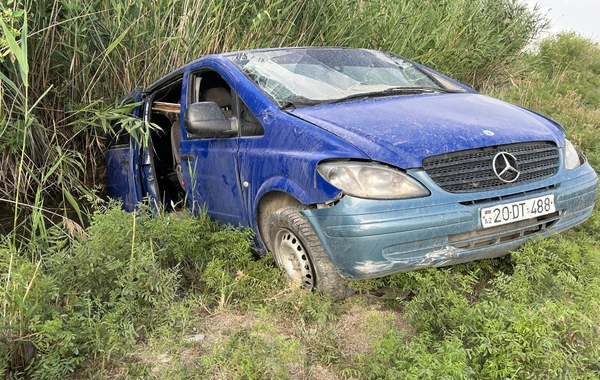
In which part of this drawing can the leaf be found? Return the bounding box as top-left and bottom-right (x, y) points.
(0, 15), (28, 85)
(64, 190), (84, 226)
(0, 71), (20, 94)
(28, 85), (54, 112)
(104, 25), (132, 58)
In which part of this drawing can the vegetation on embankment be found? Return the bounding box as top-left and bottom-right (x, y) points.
(2, 0), (600, 378)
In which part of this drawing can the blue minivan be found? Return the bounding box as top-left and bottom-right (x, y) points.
(106, 47), (598, 297)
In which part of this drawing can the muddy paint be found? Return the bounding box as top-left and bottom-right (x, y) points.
(106, 47), (598, 280)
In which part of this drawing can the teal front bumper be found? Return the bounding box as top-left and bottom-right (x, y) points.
(302, 161), (598, 280)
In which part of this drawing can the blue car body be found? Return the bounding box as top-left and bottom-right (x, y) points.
(106, 47), (598, 287)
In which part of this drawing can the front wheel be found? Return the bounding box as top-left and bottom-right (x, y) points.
(268, 207), (353, 299)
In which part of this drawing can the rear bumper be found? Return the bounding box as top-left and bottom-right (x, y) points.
(302, 161), (598, 279)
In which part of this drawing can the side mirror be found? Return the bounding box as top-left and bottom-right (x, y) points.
(184, 102), (232, 137)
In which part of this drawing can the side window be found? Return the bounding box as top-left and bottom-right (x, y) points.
(189, 70), (237, 138)
(149, 79), (182, 130)
(192, 71), (233, 118)
(238, 96), (265, 137)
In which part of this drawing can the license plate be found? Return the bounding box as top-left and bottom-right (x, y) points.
(480, 195), (555, 228)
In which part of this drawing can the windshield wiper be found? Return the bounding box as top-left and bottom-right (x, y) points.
(280, 95), (323, 110)
(281, 87), (463, 109)
(320, 87), (455, 105)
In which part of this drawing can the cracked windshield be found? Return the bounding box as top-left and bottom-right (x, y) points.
(227, 48), (456, 108)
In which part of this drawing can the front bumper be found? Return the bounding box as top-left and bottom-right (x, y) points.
(302, 160), (598, 280)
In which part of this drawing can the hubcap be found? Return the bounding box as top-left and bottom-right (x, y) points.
(274, 229), (314, 289)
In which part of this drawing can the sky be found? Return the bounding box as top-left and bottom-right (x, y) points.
(523, 0), (600, 41)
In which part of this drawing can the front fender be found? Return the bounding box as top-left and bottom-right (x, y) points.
(250, 176), (342, 249)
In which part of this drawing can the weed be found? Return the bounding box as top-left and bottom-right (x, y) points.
(0, 202), (281, 378)
(197, 323), (302, 379)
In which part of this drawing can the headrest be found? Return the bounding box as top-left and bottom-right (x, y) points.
(201, 87), (231, 108)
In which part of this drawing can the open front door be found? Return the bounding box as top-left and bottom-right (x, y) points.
(105, 89), (145, 211)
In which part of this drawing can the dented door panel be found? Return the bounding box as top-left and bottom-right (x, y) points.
(180, 137), (247, 226)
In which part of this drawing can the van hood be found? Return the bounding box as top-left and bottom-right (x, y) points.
(288, 93), (564, 169)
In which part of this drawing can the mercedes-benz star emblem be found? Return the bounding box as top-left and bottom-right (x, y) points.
(492, 152), (520, 183)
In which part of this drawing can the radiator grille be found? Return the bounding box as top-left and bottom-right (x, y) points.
(422, 142), (559, 193)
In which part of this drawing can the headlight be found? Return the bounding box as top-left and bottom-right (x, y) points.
(564, 139), (583, 170)
(317, 161), (430, 199)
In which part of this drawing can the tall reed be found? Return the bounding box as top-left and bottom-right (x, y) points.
(4, 0), (546, 204)
(0, 0), (547, 207)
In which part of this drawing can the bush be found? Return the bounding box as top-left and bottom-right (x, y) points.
(346, 236), (600, 378)
(535, 32), (600, 107)
(537, 32), (600, 77)
(0, 202), (281, 378)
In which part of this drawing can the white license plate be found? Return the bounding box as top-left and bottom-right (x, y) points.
(480, 195), (555, 228)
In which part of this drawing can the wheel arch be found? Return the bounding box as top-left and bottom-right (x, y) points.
(253, 177), (313, 251)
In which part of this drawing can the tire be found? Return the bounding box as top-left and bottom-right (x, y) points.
(268, 207), (354, 299)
